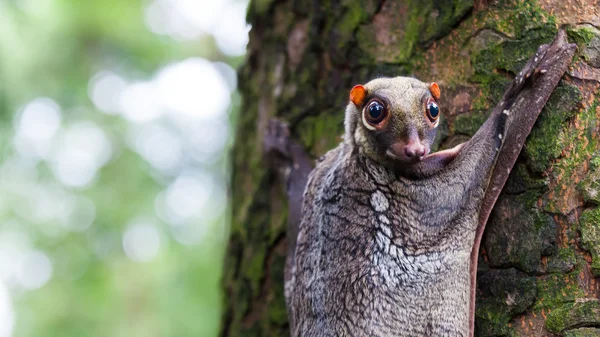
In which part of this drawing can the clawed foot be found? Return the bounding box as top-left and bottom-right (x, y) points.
(499, 29), (576, 112)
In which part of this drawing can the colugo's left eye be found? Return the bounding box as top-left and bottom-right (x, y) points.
(426, 98), (440, 124)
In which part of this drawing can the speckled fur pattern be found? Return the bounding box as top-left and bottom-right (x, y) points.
(288, 77), (499, 337)
(282, 32), (575, 337)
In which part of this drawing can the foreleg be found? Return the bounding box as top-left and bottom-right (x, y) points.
(466, 30), (576, 336)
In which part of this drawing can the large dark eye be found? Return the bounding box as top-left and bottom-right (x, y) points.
(365, 100), (386, 124)
(426, 98), (440, 123)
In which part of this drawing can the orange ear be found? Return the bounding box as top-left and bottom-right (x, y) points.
(350, 85), (366, 106)
(429, 82), (441, 101)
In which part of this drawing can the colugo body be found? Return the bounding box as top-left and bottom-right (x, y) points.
(283, 32), (575, 337)
(288, 77), (487, 336)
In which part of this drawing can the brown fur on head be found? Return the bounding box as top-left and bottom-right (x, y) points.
(344, 76), (441, 172)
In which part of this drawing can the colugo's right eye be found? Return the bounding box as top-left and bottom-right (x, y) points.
(365, 100), (386, 125)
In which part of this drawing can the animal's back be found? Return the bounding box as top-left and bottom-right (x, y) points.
(287, 143), (478, 337)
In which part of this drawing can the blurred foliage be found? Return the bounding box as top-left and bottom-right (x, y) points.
(0, 0), (243, 336)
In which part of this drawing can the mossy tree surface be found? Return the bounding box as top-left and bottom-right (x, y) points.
(224, 0), (600, 336)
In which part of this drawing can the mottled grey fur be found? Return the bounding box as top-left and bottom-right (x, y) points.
(288, 77), (495, 336)
(279, 32), (575, 337)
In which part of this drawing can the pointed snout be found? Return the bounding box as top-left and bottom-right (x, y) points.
(386, 139), (428, 163)
(403, 143), (426, 160)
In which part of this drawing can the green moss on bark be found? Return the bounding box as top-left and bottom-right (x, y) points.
(485, 191), (555, 274)
(545, 100), (600, 214)
(534, 271), (585, 311)
(295, 112), (344, 158)
(524, 83), (582, 174)
(546, 301), (600, 333)
(356, 0), (473, 64)
(475, 268), (536, 337)
(567, 26), (598, 47)
(579, 151), (600, 205)
(420, 0), (473, 42)
(564, 327), (600, 337)
(580, 207), (600, 276)
(452, 110), (489, 136)
(547, 248), (576, 274)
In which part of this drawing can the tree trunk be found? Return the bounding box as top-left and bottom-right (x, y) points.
(223, 1), (600, 336)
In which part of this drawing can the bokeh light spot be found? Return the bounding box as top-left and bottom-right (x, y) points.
(212, 1), (250, 56)
(16, 98), (61, 142)
(0, 282), (14, 337)
(16, 251), (53, 290)
(155, 58), (231, 120)
(89, 71), (127, 115)
(51, 122), (112, 187)
(122, 223), (161, 263)
(165, 172), (212, 221)
(131, 124), (183, 172)
(120, 81), (162, 123)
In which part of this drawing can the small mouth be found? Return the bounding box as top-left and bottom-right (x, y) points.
(385, 149), (423, 164)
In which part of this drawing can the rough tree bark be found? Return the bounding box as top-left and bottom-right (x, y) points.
(223, 1), (600, 336)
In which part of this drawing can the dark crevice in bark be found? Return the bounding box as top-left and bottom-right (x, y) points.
(495, 68), (517, 79)
(241, 231), (287, 327)
(422, 5), (475, 49)
(460, 27), (512, 50)
(221, 235), (245, 337)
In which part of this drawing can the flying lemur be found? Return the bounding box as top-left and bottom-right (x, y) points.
(265, 31), (575, 337)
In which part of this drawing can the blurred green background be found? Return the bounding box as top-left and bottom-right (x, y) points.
(0, 0), (248, 336)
